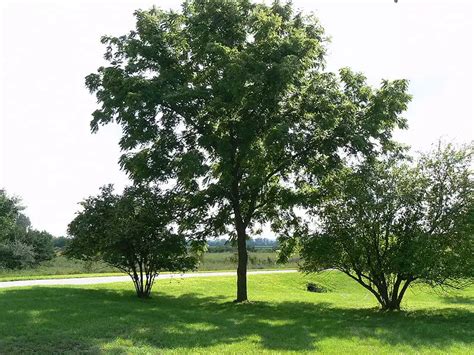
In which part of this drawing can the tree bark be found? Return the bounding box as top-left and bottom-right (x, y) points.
(344, 271), (411, 311)
(381, 296), (401, 311)
(235, 220), (248, 302)
(230, 163), (249, 303)
(131, 266), (153, 298)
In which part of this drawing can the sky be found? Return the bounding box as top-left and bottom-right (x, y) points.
(0, 0), (473, 237)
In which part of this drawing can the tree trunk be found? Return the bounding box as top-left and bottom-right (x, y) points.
(380, 297), (401, 311)
(131, 268), (153, 298)
(344, 271), (412, 311)
(235, 219), (248, 303)
(230, 166), (249, 303)
(381, 278), (414, 311)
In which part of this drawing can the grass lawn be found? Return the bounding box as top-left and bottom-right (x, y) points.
(0, 272), (472, 354)
(0, 272), (126, 282)
(0, 252), (299, 281)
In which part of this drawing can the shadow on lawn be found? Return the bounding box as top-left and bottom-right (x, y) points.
(442, 295), (474, 306)
(0, 287), (472, 353)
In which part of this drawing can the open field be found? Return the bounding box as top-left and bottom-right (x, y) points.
(0, 252), (300, 282)
(0, 272), (472, 354)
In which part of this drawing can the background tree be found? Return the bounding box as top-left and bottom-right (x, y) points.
(0, 190), (20, 243)
(0, 240), (35, 270)
(85, 0), (410, 302)
(52, 236), (70, 251)
(67, 185), (197, 298)
(22, 230), (55, 263)
(293, 143), (473, 311)
(0, 190), (54, 269)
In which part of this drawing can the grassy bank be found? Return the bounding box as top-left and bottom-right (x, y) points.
(0, 272), (472, 353)
(0, 252), (300, 281)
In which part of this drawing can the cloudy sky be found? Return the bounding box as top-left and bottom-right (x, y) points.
(1, 0), (473, 236)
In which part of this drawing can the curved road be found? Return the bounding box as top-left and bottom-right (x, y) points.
(0, 269), (297, 289)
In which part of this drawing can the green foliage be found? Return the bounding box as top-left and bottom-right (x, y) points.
(21, 230), (55, 264)
(0, 190), (55, 270)
(51, 236), (69, 250)
(67, 185), (197, 297)
(85, 0), (410, 301)
(0, 190), (20, 243)
(0, 240), (35, 269)
(295, 142), (474, 310)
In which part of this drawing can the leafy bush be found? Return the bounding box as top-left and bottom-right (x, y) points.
(289, 143), (473, 310)
(67, 185), (197, 298)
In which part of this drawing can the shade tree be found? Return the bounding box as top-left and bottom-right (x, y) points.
(85, 0), (411, 301)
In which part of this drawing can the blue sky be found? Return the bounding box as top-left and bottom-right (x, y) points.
(1, 0), (472, 236)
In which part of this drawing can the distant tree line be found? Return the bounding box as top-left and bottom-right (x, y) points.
(52, 236), (69, 250)
(208, 238), (278, 252)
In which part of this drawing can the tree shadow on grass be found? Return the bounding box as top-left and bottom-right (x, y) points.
(0, 287), (472, 353)
(441, 295), (474, 306)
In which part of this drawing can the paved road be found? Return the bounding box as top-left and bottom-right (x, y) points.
(0, 269), (298, 289)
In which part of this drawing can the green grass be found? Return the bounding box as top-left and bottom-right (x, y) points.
(196, 251), (299, 270)
(0, 256), (117, 281)
(0, 252), (299, 281)
(0, 269), (296, 282)
(0, 272), (126, 282)
(0, 272), (472, 354)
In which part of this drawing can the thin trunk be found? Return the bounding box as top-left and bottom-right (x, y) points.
(381, 296), (401, 311)
(380, 278), (412, 311)
(131, 262), (152, 299)
(343, 271), (385, 307)
(139, 260), (144, 296)
(235, 221), (248, 302)
(144, 273), (156, 297)
(377, 284), (400, 311)
(396, 279), (413, 305)
(345, 271), (412, 311)
(230, 163), (249, 303)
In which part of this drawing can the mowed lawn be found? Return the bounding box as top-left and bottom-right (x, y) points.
(0, 272), (472, 354)
(0, 252), (299, 281)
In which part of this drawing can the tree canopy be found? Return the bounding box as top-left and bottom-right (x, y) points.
(293, 143), (473, 310)
(86, 0), (410, 301)
(67, 185), (197, 298)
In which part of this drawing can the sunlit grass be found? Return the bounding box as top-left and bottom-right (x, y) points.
(0, 272), (472, 354)
(0, 252), (299, 281)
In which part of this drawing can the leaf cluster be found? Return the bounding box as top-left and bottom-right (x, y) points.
(298, 143), (473, 293)
(66, 185), (197, 277)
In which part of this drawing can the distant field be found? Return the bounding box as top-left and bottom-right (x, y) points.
(0, 272), (472, 354)
(0, 252), (300, 281)
(198, 251), (299, 270)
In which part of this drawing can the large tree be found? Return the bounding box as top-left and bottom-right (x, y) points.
(294, 143), (473, 310)
(67, 185), (197, 298)
(86, 0), (410, 301)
